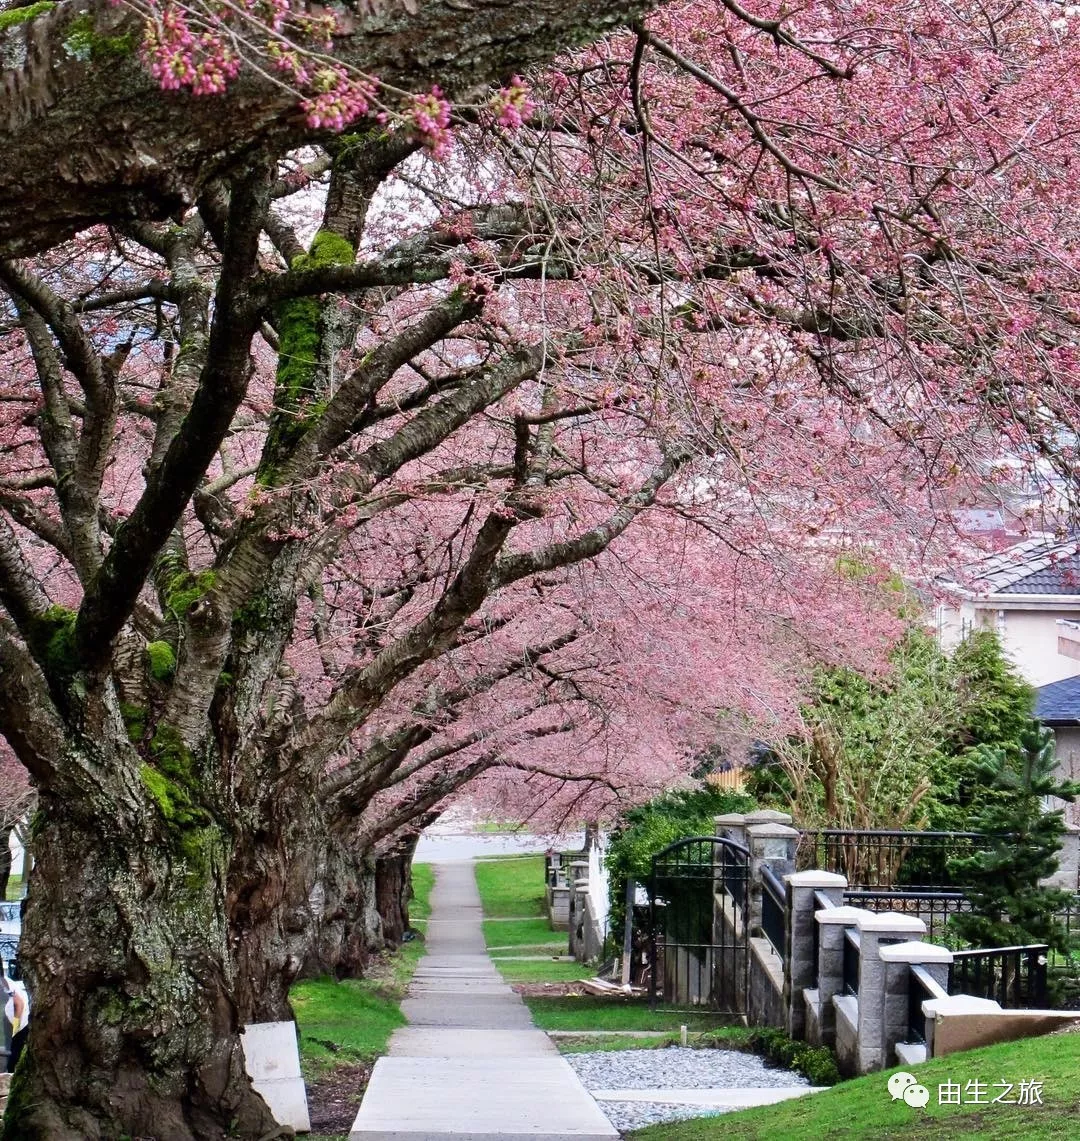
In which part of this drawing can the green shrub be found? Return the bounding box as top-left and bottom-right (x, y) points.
(743, 1027), (841, 1086)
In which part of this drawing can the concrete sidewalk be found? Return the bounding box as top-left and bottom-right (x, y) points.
(350, 861), (617, 1140)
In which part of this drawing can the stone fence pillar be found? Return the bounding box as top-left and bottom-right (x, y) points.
(852, 911), (928, 1073)
(784, 870), (846, 1039)
(714, 812), (747, 850)
(878, 941), (953, 1067)
(811, 904), (866, 1046)
(746, 823), (798, 936)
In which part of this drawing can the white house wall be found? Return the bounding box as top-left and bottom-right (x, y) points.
(938, 603), (1080, 687)
(1047, 727), (1080, 828)
(991, 609), (1080, 687)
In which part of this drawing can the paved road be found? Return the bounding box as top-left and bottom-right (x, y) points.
(350, 860), (616, 1141)
(413, 831), (585, 864)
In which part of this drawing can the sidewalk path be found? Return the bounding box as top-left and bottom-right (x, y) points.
(350, 861), (617, 1141)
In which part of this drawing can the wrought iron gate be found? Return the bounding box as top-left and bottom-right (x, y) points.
(649, 835), (751, 1011)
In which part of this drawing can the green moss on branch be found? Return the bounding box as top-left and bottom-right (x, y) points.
(259, 230), (354, 482)
(146, 640), (176, 682)
(120, 702), (147, 743)
(141, 726), (220, 890)
(27, 604), (77, 682)
(164, 569), (216, 616)
(62, 12), (136, 58)
(0, 2), (55, 32)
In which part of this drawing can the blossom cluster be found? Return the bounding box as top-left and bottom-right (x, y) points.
(490, 76), (535, 129)
(409, 86), (453, 158)
(143, 7), (240, 96)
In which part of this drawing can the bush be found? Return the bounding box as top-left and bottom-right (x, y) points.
(744, 1027), (842, 1086)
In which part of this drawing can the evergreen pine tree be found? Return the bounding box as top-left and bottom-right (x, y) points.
(948, 722), (1080, 955)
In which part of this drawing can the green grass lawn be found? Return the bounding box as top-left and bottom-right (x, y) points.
(524, 996), (740, 1032)
(487, 941), (567, 956)
(4, 874), (23, 901)
(291, 940), (424, 1077)
(556, 1030), (749, 1054)
(628, 1032), (1080, 1140)
(473, 854), (547, 917)
(481, 916), (560, 947)
(409, 861), (434, 922)
(474, 855), (586, 985)
(492, 958), (595, 984)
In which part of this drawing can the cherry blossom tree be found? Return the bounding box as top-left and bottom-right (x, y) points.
(0, 0), (658, 257)
(1, 1), (1079, 1138)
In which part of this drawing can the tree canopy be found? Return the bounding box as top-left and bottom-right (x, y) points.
(1, 1), (1080, 1136)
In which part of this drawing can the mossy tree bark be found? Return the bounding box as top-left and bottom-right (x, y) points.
(0, 0), (656, 258)
(4, 727), (277, 1141)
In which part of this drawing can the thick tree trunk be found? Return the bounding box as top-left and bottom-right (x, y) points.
(0, 0), (655, 257)
(5, 789), (276, 1141)
(378, 831), (423, 945)
(228, 783), (327, 1025)
(228, 793), (381, 1019)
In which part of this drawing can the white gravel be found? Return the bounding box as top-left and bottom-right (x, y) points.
(592, 1100), (724, 1133)
(566, 1046), (810, 1134)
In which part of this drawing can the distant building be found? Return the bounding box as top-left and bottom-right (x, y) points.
(937, 535), (1080, 829)
(1034, 675), (1080, 829)
(937, 535), (1080, 687)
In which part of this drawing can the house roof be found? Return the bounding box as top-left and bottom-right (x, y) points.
(1036, 675), (1080, 725)
(962, 535), (1080, 596)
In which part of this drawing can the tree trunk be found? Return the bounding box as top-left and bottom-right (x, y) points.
(303, 837), (378, 980)
(228, 796), (380, 1018)
(375, 849), (411, 948)
(228, 781), (328, 1025)
(5, 790), (276, 1140)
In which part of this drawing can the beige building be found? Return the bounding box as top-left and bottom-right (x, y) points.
(937, 536), (1080, 687)
(937, 536), (1080, 831)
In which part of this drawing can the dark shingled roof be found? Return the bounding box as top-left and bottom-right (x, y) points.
(1036, 675), (1080, 725)
(998, 552), (1080, 595)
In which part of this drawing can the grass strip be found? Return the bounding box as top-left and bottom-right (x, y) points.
(493, 959), (596, 983)
(481, 917), (561, 948)
(555, 1031), (750, 1054)
(291, 940), (424, 1078)
(628, 1031), (1080, 1140)
(524, 996), (740, 1033)
(409, 861), (434, 921)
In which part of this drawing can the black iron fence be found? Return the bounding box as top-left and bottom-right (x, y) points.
(761, 864), (787, 957)
(843, 928), (860, 996)
(1049, 896), (1080, 975)
(843, 889), (972, 947)
(798, 829), (987, 890)
(649, 835), (751, 1011)
(949, 944), (1049, 1009)
(907, 964), (941, 1044)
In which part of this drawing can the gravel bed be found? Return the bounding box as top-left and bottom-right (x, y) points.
(567, 1045), (810, 1090)
(594, 1100), (725, 1134)
(566, 1046), (810, 1135)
